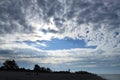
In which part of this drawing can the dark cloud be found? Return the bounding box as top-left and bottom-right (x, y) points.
(0, 0), (120, 34)
(0, 47), (47, 60)
(0, 50), (13, 54)
(71, 0), (120, 30)
(0, 0), (34, 34)
(41, 29), (58, 33)
(36, 0), (120, 33)
(0, 0), (119, 47)
(64, 54), (120, 68)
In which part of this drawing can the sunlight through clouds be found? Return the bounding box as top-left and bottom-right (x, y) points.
(0, 0), (120, 73)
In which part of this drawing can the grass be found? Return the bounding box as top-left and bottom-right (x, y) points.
(0, 71), (107, 80)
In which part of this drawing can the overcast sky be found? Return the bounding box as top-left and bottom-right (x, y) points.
(0, 0), (120, 74)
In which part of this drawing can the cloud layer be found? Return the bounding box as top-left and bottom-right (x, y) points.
(0, 0), (120, 73)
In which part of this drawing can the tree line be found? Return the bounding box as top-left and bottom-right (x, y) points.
(0, 59), (71, 73)
(0, 59), (92, 74)
(0, 59), (52, 73)
(0, 60), (107, 80)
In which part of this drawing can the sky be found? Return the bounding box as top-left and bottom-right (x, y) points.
(0, 0), (120, 74)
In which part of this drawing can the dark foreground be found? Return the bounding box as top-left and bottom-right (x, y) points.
(0, 71), (106, 80)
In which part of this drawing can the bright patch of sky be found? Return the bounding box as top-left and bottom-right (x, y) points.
(23, 38), (96, 50)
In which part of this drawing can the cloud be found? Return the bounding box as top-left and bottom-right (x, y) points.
(0, 43), (120, 67)
(0, 40), (120, 73)
(0, 0), (120, 45)
(0, 0), (120, 72)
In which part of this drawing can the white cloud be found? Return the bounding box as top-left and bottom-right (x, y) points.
(0, 0), (119, 50)
(0, 0), (120, 71)
(0, 42), (41, 52)
(0, 41), (120, 69)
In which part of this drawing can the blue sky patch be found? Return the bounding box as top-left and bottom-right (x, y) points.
(22, 38), (97, 50)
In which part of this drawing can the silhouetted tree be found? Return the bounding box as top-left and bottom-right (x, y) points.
(75, 71), (92, 74)
(33, 64), (52, 73)
(41, 67), (46, 72)
(46, 68), (52, 72)
(34, 64), (40, 75)
(34, 64), (40, 71)
(2, 59), (19, 70)
(0, 60), (53, 73)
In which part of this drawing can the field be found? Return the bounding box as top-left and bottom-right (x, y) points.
(0, 71), (106, 80)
